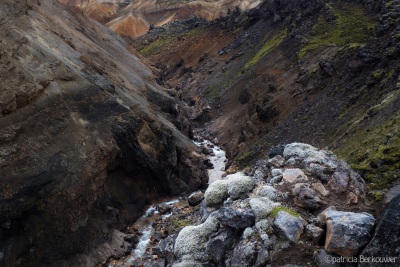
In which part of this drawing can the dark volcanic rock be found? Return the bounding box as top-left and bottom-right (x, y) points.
(231, 239), (257, 267)
(217, 207), (255, 229)
(360, 195), (400, 266)
(273, 211), (304, 243)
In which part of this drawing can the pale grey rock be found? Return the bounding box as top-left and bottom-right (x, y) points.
(204, 179), (229, 207)
(226, 173), (254, 200)
(250, 197), (280, 222)
(282, 168), (308, 183)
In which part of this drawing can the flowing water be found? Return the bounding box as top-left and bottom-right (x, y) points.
(108, 138), (227, 266)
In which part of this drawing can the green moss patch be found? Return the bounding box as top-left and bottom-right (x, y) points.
(242, 28), (287, 72)
(299, 3), (376, 58)
(335, 108), (400, 190)
(270, 206), (300, 219)
(171, 218), (193, 228)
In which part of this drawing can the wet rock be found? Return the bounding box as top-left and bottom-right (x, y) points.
(268, 155), (285, 168)
(273, 211), (304, 243)
(206, 228), (236, 265)
(226, 173), (255, 200)
(217, 207), (255, 229)
(202, 147), (213, 155)
(204, 179), (229, 207)
(157, 203), (172, 214)
(314, 249), (340, 267)
(174, 215), (219, 263)
(231, 239), (257, 267)
(305, 224), (324, 243)
(203, 158), (214, 169)
(292, 183), (322, 210)
(188, 191), (204, 206)
(255, 185), (278, 200)
(250, 197), (280, 222)
(320, 209), (375, 256)
(360, 195), (400, 266)
(282, 168), (308, 184)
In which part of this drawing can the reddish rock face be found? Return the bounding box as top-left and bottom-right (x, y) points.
(59, 0), (262, 38)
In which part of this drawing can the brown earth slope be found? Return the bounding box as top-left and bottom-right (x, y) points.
(133, 0), (400, 193)
(0, 1), (206, 266)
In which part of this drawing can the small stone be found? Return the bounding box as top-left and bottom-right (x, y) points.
(271, 168), (283, 177)
(256, 185), (278, 200)
(312, 182), (330, 196)
(346, 191), (358, 205)
(243, 227), (254, 239)
(267, 155), (285, 168)
(292, 183), (322, 210)
(282, 168), (308, 184)
(273, 211), (304, 243)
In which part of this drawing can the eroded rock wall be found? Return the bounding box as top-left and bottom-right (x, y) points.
(0, 1), (206, 266)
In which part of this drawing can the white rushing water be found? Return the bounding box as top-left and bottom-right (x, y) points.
(124, 138), (227, 264)
(194, 139), (227, 184)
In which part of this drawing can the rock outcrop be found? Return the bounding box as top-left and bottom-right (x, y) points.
(0, 1), (206, 266)
(360, 194), (400, 265)
(168, 143), (376, 267)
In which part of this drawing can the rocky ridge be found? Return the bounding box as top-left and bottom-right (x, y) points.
(107, 142), (393, 267)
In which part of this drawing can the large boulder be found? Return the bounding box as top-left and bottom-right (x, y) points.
(174, 215), (219, 263)
(226, 173), (255, 200)
(204, 179), (229, 207)
(320, 209), (375, 257)
(360, 194), (400, 266)
(273, 211), (304, 243)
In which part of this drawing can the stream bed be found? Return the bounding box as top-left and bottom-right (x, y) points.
(107, 138), (227, 267)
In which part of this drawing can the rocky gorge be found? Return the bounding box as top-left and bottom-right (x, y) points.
(1, 0), (400, 266)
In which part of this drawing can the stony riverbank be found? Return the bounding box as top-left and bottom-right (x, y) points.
(101, 140), (400, 267)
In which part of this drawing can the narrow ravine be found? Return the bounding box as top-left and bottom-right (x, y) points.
(107, 136), (227, 267)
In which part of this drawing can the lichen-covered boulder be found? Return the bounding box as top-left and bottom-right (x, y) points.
(250, 197), (281, 222)
(174, 215), (219, 263)
(255, 185), (278, 200)
(204, 179), (229, 207)
(226, 172), (255, 200)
